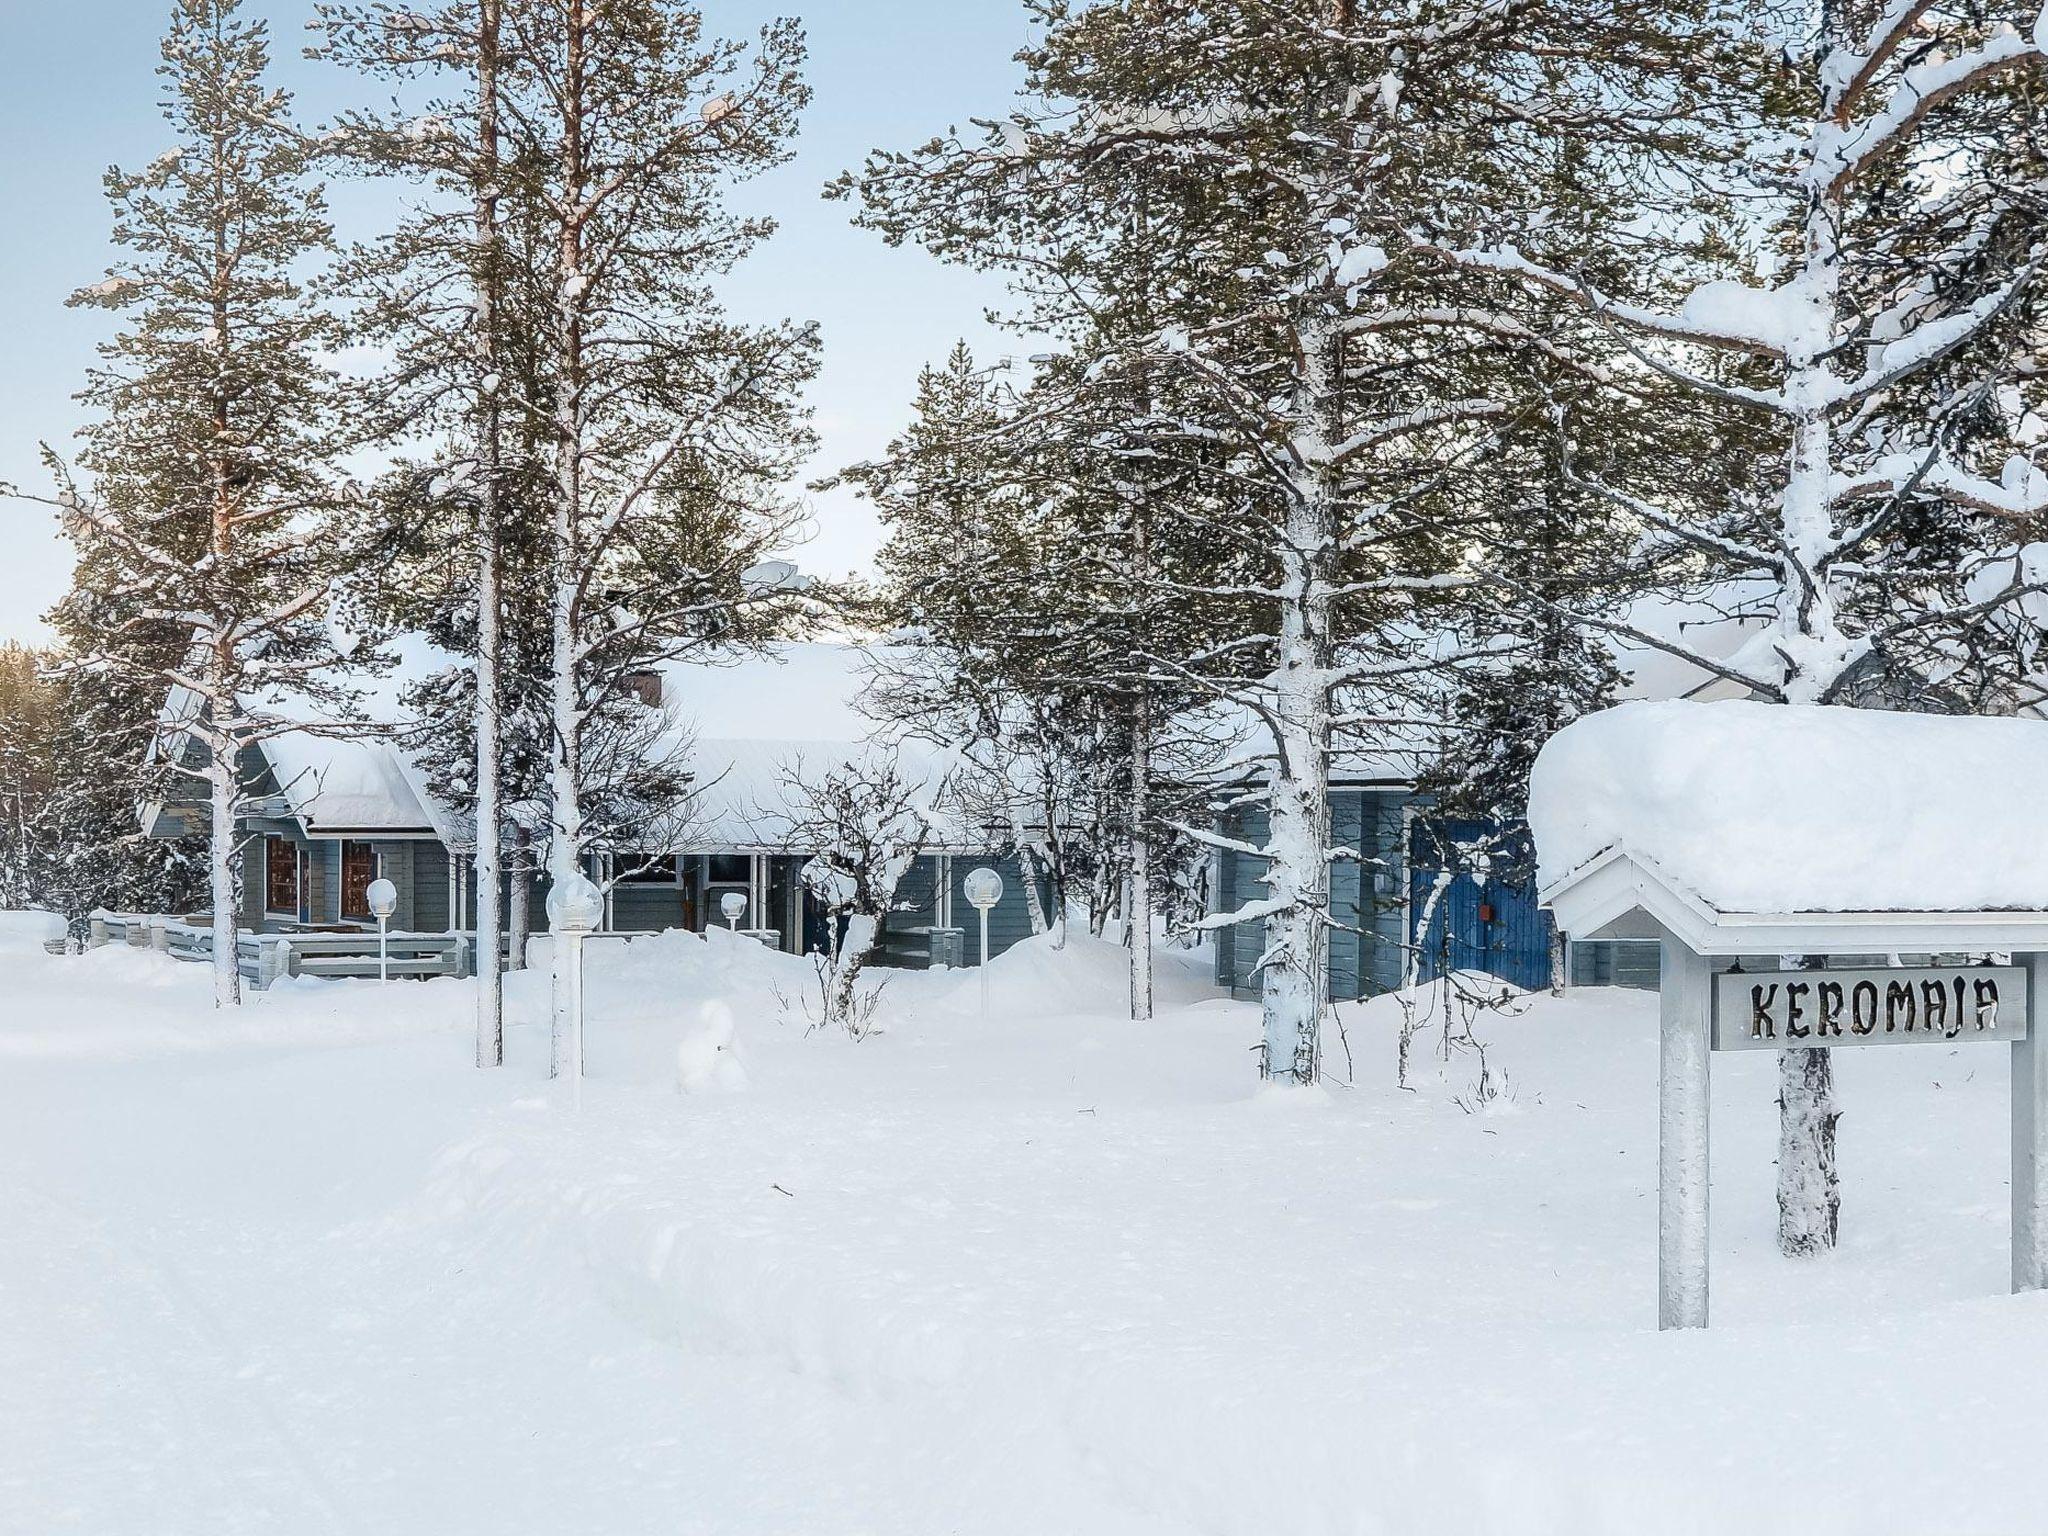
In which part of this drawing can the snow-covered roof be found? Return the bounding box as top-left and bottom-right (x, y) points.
(1530, 700), (2048, 953)
(190, 638), (958, 852)
(1610, 589), (1770, 703)
(657, 641), (889, 745)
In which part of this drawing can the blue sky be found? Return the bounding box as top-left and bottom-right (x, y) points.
(0, 1), (1029, 642)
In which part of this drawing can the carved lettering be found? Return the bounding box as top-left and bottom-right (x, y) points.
(1817, 981), (1845, 1038)
(1852, 981), (1879, 1035)
(1785, 983), (1810, 1038)
(1921, 979), (1951, 1039)
(1887, 981), (1916, 1033)
(1975, 977), (2002, 1032)
(1750, 984), (1778, 1041)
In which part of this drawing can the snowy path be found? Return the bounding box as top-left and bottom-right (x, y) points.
(9, 934), (2048, 1533)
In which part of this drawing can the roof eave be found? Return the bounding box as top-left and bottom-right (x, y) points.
(1544, 847), (2048, 956)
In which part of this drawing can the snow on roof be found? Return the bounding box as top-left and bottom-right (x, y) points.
(265, 730), (438, 836)
(1530, 700), (2048, 916)
(656, 641), (889, 745)
(257, 634), (457, 837)
(231, 639), (945, 850)
(1610, 588), (1771, 702)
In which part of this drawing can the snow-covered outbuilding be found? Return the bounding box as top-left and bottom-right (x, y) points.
(142, 641), (1050, 969)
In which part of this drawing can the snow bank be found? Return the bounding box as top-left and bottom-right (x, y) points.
(1530, 700), (2048, 912)
(0, 909), (65, 953)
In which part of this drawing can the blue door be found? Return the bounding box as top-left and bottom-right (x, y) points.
(1407, 820), (1553, 991)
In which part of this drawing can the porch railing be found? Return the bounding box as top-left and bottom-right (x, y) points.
(87, 911), (471, 990)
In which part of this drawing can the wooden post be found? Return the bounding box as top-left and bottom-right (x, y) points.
(1659, 936), (1713, 1330)
(2013, 952), (2048, 1291)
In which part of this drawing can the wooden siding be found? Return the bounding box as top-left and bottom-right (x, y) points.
(949, 854), (1050, 963)
(612, 882), (691, 933)
(1571, 940), (1661, 989)
(1213, 791), (1408, 1001)
(410, 843), (451, 932)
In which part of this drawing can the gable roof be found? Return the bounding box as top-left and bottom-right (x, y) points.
(160, 638), (960, 853)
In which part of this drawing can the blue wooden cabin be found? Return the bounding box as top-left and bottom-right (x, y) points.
(142, 643), (1052, 971)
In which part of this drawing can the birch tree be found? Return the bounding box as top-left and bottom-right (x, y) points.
(784, 748), (955, 1036)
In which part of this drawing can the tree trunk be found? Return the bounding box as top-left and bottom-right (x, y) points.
(507, 831), (530, 971)
(471, 0), (505, 1069)
(207, 726), (240, 1008)
(1259, 311), (1339, 1086)
(1014, 837), (1050, 936)
(1778, 1044), (1841, 1254)
(1769, 169), (1847, 1248)
(1128, 681), (1153, 1021)
(547, 0), (589, 1080)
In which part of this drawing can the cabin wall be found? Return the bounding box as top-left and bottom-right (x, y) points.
(1570, 939), (1662, 990)
(1213, 792), (1409, 1001)
(611, 881), (691, 934)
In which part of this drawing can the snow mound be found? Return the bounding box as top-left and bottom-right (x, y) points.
(0, 909), (66, 953)
(677, 999), (749, 1094)
(1530, 700), (2048, 913)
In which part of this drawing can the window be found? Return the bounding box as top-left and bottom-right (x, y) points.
(707, 854), (750, 885)
(265, 838), (298, 915)
(341, 842), (377, 920)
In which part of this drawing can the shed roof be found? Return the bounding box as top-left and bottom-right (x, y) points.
(1530, 700), (2048, 954)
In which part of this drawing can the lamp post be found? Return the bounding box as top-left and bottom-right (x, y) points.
(366, 878), (398, 984)
(546, 869), (605, 1108)
(964, 867), (1004, 1018)
(721, 890), (748, 932)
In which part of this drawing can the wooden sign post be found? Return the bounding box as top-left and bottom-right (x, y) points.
(1656, 940), (2048, 1330)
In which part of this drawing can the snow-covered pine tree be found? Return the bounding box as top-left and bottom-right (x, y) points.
(852, 0), (1733, 1083)
(0, 645), (207, 929)
(840, 51), (1266, 1025)
(841, 346), (1064, 940)
(31, 0), (354, 1006)
(1425, 0), (2048, 1253)
(506, 0), (819, 1076)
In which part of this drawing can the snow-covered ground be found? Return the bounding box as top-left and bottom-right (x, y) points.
(5, 922), (2047, 1535)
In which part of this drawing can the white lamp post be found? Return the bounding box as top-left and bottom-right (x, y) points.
(964, 866), (1004, 1018)
(366, 878), (398, 984)
(546, 869), (605, 1107)
(721, 890), (748, 932)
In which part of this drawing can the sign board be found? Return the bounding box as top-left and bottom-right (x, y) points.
(1712, 966), (2027, 1051)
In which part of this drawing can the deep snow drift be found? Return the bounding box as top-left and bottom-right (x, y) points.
(6, 924), (2048, 1534)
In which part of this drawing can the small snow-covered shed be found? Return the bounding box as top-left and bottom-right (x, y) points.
(1532, 700), (2048, 958)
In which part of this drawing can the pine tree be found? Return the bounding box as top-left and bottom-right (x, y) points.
(30, 0), (354, 1006)
(0, 645), (207, 928)
(504, 0), (820, 1077)
(848, 0), (1740, 1083)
